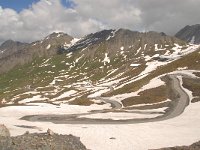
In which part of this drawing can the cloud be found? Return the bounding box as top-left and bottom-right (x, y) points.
(137, 0), (200, 35)
(0, 0), (103, 43)
(0, 0), (200, 43)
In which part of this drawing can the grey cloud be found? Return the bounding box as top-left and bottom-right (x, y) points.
(137, 0), (200, 34)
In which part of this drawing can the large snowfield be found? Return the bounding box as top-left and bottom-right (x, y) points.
(0, 101), (200, 150)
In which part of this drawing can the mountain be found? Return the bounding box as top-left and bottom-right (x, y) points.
(175, 24), (200, 44)
(0, 32), (73, 73)
(0, 28), (198, 108)
(0, 28), (200, 150)
(0, 40), (28, 59)
(0, 29), (186, 74)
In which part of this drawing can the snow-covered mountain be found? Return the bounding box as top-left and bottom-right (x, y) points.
(0, 28), (200, 150)
(0, 28), (199, 107)
(175, 24), (200, 44)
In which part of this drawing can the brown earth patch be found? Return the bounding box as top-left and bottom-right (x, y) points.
(121, 75), (177, 107)
(182, 77), (200, 103)
(122, 85), (168, 107)
(69, 97), (94, 106)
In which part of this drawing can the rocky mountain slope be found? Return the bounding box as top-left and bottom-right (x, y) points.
(0, 124), (87, 150)
(0, 28), (199, 111)
(0, 27), (200, 150)
(175, 24), (200, 44)
(0, 32), (73, 73)
(0, 40), (28, 59)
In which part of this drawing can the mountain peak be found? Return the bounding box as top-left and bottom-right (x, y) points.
(0, 40), (25, 48)
(175, 24), (200, 44)
(45, 32), (72, 40)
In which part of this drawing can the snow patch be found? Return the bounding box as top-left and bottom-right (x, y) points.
(52, 90), (77, 100)
(102, 53), (110, 65)
(130, 64), (140, 67)
(135, 47), (141, 55)
(190, 36), (195, 44)
(106, 30), (117, 40)
(63, 38), (80, 49)
(46, 44), (51, 50)
(19, 95), (48, 104)
(120, 46), (124, 51)
(79, 112), (160, 120)
(75, 55), (84, 63)
(144, 44), (147, 50)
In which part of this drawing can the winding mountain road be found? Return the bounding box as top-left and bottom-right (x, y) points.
(21, 74), (190, 124)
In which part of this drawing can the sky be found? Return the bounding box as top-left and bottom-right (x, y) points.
(0, 0), (199, 44)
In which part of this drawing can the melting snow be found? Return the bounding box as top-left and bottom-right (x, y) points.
(19, 95), (48, 104)
(75, 55), (84, 63)
(144, 55), (152, 61)
(63, 38), (80, 49)
(39, 58), (51, 67)
(135, 47), (141, 55)
(106, 30), (117, 41)
(130, 64), (140, 67)
(71, 38), (80, 45)
(0, 49), (6, 53)
(155, 44), (166, 51)
(190, 36), (195, 44)
(57, 33), (63, 37)
(102, 53), (110, 65)
(66, 52), (73, 58)
(79, 112), (160, 120)
(144, 44), (147, 50)
(172, 43), (182, 51)
(52, 90), (77, 100)
(155, 44), (159, 50)
(177, 67), (188, 70)
(46, 44), (51, 50)
(2, 96), (200, 150)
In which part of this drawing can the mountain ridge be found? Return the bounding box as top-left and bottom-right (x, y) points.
(175, 24), (200, 44)
(0, 26), (200, 150)
(0, 32), (73, 73)
(0, 27), (198, 107)
(0, 28), (187, 74)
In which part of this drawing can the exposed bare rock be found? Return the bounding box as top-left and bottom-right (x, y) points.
(153, 140), (200, 150)
(0, 124), (10, 137)
(0, 125), (87, 150)
(0, 124), (11, 150)
(0, 32), (73, 74)
(47, 128), (54, 135)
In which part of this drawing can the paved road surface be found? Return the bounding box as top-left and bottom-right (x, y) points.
(21, 74), (190, 124)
